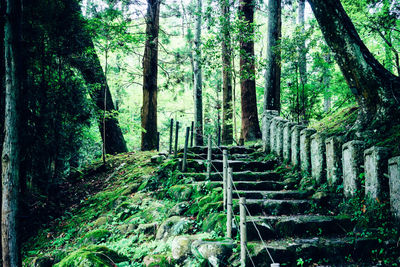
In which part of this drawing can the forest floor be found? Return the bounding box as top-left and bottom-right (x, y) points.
(22, 107), (400, 267)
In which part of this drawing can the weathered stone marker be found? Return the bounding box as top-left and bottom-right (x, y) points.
(389, 157), (400, 222)
(269, 118), (279, 154)
(291, 125), (306, 168)
(239, 197), (247, 267)
(283, 122), (296, 163)
(342, 140), (365, 197)
(276, 119), (288, 158)
(325, 136), (343, 187)
(262, 110), (278, 152)
(227, 168), (233, 238)
(364, 146), (390, 203)
(311, 132), (326, 184)
(300, 128), (316, 174)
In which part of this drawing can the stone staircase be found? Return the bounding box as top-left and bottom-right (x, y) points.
(178, 145), (383, 266)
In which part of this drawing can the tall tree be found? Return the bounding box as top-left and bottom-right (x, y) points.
(68, 0), (127, 154)
(308, 0), (400, 127)
(194, 0), (204, 146)
(141, 0), (160, 150)
(220, 0), (233, 145)
(263, 0), (281, 112)
(2, 0), (22, 265)
(297, 0), (307, 120)
(239, 0), (262, 141)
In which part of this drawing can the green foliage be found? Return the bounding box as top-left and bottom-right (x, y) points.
(79, 229), (111, 245)
(310, 106), (358, 136)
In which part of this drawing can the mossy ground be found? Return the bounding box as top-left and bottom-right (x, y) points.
(22, 151), (227, 266)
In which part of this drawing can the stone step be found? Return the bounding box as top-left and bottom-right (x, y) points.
(186, 159), (277, 172)
(236, 199), (313, 216)
(244, 215), (353, 241)
(248, 237), (380, 266)
(183, 146), (256, 155)
(206, 181), (285, 191)
(233, 190), (312, 200)
(178, 153), (253, 161)
(184, 171), (281, 182)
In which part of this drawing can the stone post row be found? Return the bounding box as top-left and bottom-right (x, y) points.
(262, 110), (279, 153)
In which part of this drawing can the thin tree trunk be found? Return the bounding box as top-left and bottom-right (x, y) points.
(220, 0), (233, 145)
(239, 0), (262, 141)
(2, 0), (22, 265)
(263, 0), (281, 112)
(323, 53), (332, 113)
(298, 0), (307, 120)
(194, 0), (203, 146)
(308, 0), (400, 126)
(141, 0), (160, 151)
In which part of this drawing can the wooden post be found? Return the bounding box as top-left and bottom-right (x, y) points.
(182, 127), (190, 171)
(223, 149), (228, 210)
(217, 125), (221, 147)
(174, 121), (179, 157)
(190, 121), (194, 147)
(156, 132), (160, 152)
(227, 168), (233, 238)
(169, 118), (174, 154)
(240, 197), (247, 267)
(207, 135), (212, 179)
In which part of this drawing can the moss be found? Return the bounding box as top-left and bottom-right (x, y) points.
(79, 229), (111, 244)
(143, 254), (175, 267)
(310, 106), (358, 136)
(167, 184), (194, 201)
(54, 245), (129, 267)
(198, 201), (223, 220)
(201, 213), (226, 234)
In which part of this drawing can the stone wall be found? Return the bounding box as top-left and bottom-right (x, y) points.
(262, 111), (396, 219)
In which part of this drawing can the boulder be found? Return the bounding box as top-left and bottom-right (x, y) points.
(171, 236), (192, 260)
(31, 256), (54, 267)
(191, 238), (235, 267)
(151, 155), (166, 164)
(167, 185), (193, 201)
(156, 216), (192, 240)
(168, 201), (189, 216)
(143, 254), (173, 267)
(137, 222), (158, 236)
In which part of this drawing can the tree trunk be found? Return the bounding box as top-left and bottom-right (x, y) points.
(67, 0), (127, 154)
(2, 0), (22, 265)
(141, 0), (160, 151)
(308, 0), (400, 126)
(239, 0), (262, 141)
(263, 0), (281, 112)
(220, 0), (233, 145)
(194, 0), (203, 146)
(323, 53), (332, 113)
(298, 0), (307, 86)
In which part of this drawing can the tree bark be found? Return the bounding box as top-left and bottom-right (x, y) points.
(220, 0), (233, 145)
(141, 0), (160, 151)
(308, 0), (400, 126)
(66, 0), (127, 154)
(239, 0), (262, 141)
(298, 0), (307, 86)
(263, 0), (281, 112)
(194, 0), (204, 146)
(2, 0), (22, 265)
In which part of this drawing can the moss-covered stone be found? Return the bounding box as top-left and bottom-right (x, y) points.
(167, 185), (194, 201)
(54, 245), (129, 267)
(121, 182), (141, 195)
(201, 213), (226, 234)
(198, 201), (223, 219)
(156, 216), (192, 240)
(143, 254), (174, 267)
(80, 229), (111, 244)
(93, 216), (109, 228)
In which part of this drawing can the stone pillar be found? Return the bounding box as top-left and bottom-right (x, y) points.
(262, 110), (279, 152)
(291, 125), (306, 168)
(311, 132), (326, 184)
(276, 119), (288, 158)
(342, 141), (365, 198)
(364, 146), (390, 203)
(325, 136), (343, 187)
(389, 157), (400, 222)
(300, 128), (316, 174)
(283, 122), (296, 163)
(269, 118), (278, 155)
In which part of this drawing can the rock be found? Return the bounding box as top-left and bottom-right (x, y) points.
(151, 155), (166, 164)
(137, 222), (157, 236)
(312, 191), (328, 201)
(143, 254), (173, 267)
(117, 224), (135, 234)
(156, 216), (192, 240)
(171, 236), (192, 260)
(191, 238), (235, 267)
(168, 202), (189, 216)
(93, 216), (108, 227)
(31, 256), (54, 267)
(122, 183), (140, 195)
(167, 185), (193, 201)
(80, 229), (111, 244)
